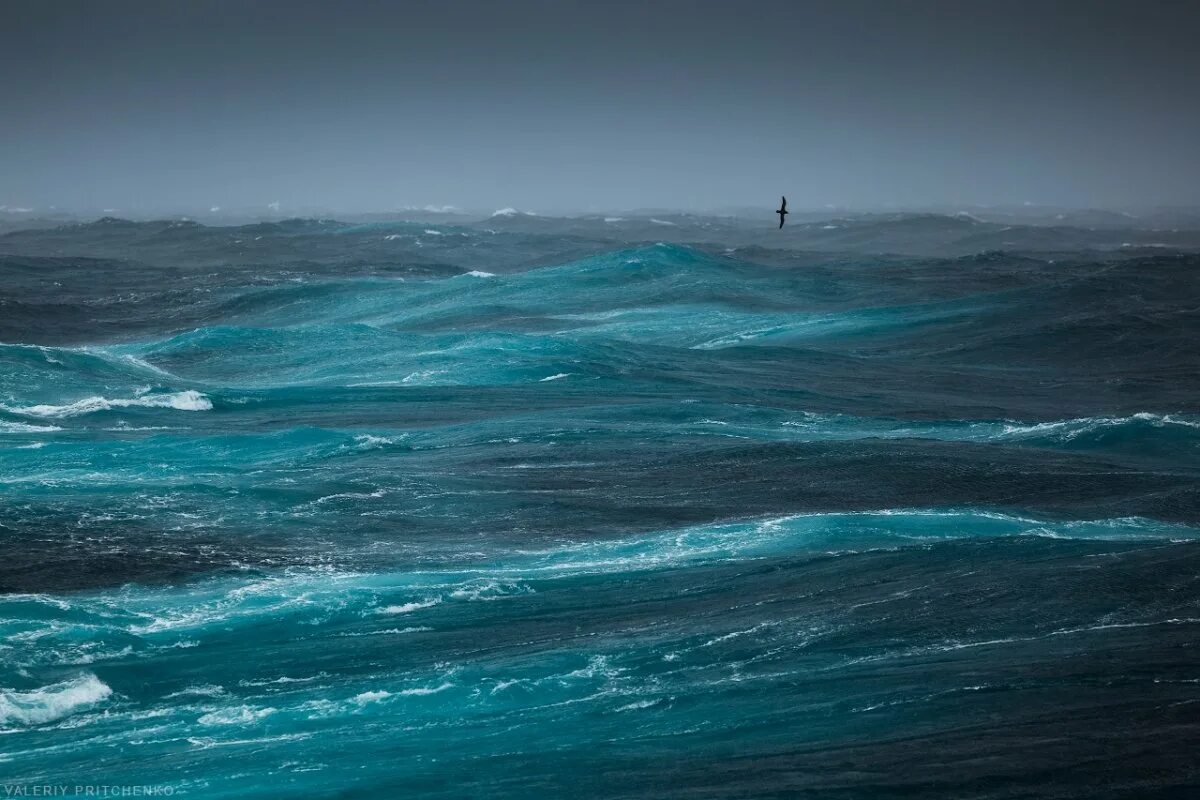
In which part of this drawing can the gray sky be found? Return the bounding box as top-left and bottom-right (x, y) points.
(3, 0), (1199, 214)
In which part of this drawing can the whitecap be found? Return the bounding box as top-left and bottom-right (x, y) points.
(352, 690), (391, 705)
(164, 684), (229, 700)
(0, 420), (63, 433)
(401, 369), (441, 384)
(998, 412), (1200, 441)
(448, 580), (533, 601)
(338, 626), (432, 638)
(238, 673), (328, 688)
(614, 699), (658, 712)
(397, 682), (453, 697)
(198, 705), (275, 726)
(375, 598), (441, 615)
(0, 673), (112, 727)
(314, 489), (386, 505)
(353, 433), (406, 449)
(2, 390), (212, 418)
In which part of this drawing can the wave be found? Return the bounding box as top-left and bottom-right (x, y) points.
(997, 412), (1200, 438)
(376, 598), (442, 615)
(2, 245), (1195, 406)
(1, 389), (212, 418)
(0, 420), (63, 433)
(3, 224), (1199, 795)
(5, 510), (1190, 641)
(1, 409), (1193, 501)
(0, 673), (112, 727)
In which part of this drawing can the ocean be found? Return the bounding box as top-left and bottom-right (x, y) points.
(2, 211), (1198, 797)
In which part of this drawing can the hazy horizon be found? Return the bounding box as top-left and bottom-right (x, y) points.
(6, 200), (1200, 224)
(4, 0), (1200, 215)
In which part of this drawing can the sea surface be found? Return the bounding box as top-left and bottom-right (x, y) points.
(2, 212), (1199, 797)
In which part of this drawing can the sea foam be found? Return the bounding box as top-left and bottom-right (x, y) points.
(3, 390), (212, 418)
(0, 673), (112, 727)
(0, 420), (63, 433)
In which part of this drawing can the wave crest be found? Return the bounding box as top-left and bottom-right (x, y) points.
(2, 390), (212, 418)
(0, 673), (112, 727)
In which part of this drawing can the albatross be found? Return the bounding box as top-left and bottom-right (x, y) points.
(776, 196), (788, 229)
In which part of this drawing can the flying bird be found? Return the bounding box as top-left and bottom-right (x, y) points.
(776, 196), (788, 229)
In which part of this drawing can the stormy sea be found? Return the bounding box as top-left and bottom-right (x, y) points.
(2, 208), (1199, 798)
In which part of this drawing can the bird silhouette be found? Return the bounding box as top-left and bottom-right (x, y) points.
(776, 196), (788, 229)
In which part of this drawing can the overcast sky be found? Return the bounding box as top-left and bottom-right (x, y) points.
(3, 0), (1199, 214)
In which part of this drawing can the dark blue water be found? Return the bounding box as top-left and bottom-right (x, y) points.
(2, 216), (1199, 797)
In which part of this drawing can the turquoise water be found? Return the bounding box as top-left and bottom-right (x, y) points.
(3, 233), (1199, 796)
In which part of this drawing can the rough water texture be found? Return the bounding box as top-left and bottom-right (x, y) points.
(1, 213), (1199, 798)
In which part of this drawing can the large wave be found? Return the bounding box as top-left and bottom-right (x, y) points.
(2, 226), (1199, 796)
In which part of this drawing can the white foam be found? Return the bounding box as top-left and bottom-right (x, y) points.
(338, 626), (432, 638)
(448, 580), (533, 601)
(187, 731), (311, 749)
(352, 690), (391, 705)
(398, 682), (453, 697)
(1155, 413), (1200, 429)
(614, 699), (658, 712)
(110, 353), (175, 377)
(314, 488), (386, 505)
(0, 673), (112, 727)
(649, 218), (676, 226)
(491, 208), (520, 217)
(376, 598), (441, 615)
(0, 421), (63, 433)
(164, 684), (228, 699)
(3, 390), (212, 418)
(353, 433), (406, 449)
(198, 705), (275, 726)
(464, 270), (495, 278)
(539, 373), (570, 382)
(998, 412), (1200, 440)
(402, 369), (441, 384)
(423, 229), (443, 236)
(103, 425), (178, 432)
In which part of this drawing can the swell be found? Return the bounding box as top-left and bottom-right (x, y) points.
(3, 246), (1198, 427)
(3, 239), (1200, 796)
(2, 516), (1198, 796)
(4, 508), (1195, 664)
(4, 411), (1199, 598)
